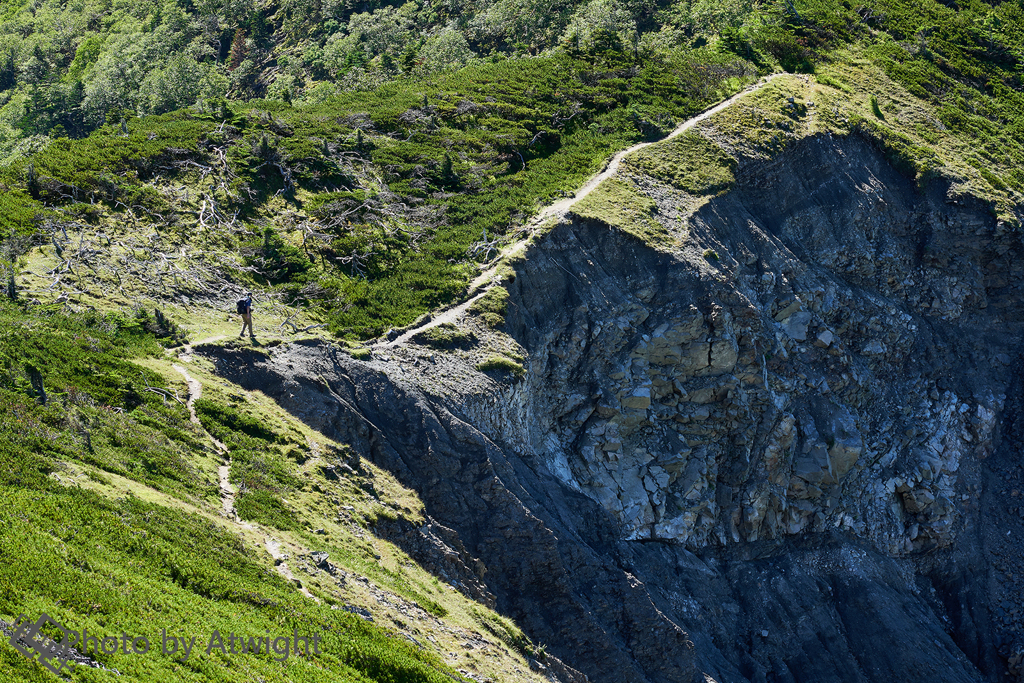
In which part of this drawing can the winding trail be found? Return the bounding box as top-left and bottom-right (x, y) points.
(172, 363), (203, 425)
(528, 73), (782, 227)
(172, 363), (239, 523)
(172, 360), (315, 602)
(266, 538), (317, 601)
(383, 73), (784, 348)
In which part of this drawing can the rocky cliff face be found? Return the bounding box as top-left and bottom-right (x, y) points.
(209, 131), (1024, 683)
(500, 132), (1018, 557)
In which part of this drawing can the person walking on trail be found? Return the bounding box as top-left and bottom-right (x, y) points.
(238, 292), (254, 338)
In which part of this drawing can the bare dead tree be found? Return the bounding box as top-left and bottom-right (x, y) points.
(280, 314), (325, 333)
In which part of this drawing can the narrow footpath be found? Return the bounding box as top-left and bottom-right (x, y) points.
(172, 363), (241, 524)
(383, 73), (784, 348)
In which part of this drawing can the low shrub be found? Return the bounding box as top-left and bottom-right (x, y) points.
(468, 287), (509, 328)
(236, 489), (298, 529)
(476, 355), (525, 378)
(413, 322), (477, 349)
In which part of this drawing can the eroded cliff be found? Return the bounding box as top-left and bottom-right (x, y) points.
(207, 79), (1024, 683)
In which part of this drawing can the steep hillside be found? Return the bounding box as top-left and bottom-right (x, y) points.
(0, 301), (582, 682)
(188, 71), (1024, 682)
(2, 48), (756, 339)
(3, 1), (1024, 682)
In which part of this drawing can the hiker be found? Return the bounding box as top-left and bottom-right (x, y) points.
(237, 292), (253, 337)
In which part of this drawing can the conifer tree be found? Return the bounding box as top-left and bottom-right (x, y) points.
(229, 29), (248, 71)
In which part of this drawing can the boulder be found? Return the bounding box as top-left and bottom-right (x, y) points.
(782, 311), (812, 341)
(621, 388), (652, 410)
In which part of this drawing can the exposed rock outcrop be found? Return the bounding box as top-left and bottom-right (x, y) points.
(495, 135), (1014, 558)
(209, 131), (1024, 683)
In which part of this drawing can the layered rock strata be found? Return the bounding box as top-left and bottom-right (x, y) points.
(211, 132), (1024, 683)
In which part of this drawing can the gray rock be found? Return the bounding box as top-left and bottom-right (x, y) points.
(774, 297), (803, 322)
(815, 329), (835, 348)
(621, 387), (651, 410)
(206, 131), (1021, 683)
(782, 311), (812, 341)
(862, 340), (887, 356)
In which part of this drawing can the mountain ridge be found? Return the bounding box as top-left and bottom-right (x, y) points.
(3, 3), (1024, 680)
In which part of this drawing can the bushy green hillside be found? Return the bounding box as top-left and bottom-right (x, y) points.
(2, 0), (1023, 341)
(0, 301), (546, 682)
(0, 2), (1023, 682)
(0, 0), (711, 156)
(2, 46), (758, 337)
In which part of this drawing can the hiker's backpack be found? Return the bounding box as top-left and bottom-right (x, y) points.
(236, 298), (248, 314)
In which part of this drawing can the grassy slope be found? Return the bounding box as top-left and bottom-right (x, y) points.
(567, 0), (1024, 244)
(572, 57), (1022, 254)
(1, 2), (1023, 682)
(0, 303), (546, 683)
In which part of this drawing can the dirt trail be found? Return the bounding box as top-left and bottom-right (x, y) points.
(266, 538), (317, 600)
(217, 464), (239, 520)
(150, 367), (315, 604)
(383, 74), (784, 348)
(172, 364), (203, 425)
(529, 73), (784, 227)
(114, 364), (316, 601)
(171, 363), (240, 523)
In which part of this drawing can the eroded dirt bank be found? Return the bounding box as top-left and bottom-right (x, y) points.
(209, 133), (1024, 683)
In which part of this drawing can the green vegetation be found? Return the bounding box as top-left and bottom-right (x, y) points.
(860, 0), (1024, 187)
(853, 114), (942, 182)
(348, 346), (373, 360)
(0, 189), (45, 237)
(572, 177), (666, 242)
(0, 2), (1022, 681)
(3, 40), (758, 339)
(472, 606), (533, 657)
(0, 299), (546, 682)
(12, 0), (1021, 337)
(706, 78), (808, 156)
(195, 398), (281, 444)
(476, 355), (526, 378)
(0, 304), (210, 499)
(0, 302), (445, 680)
(0, 485), (457, 682)
(625, 131), (737, 195)
(194, 397), (303, 529)
(468, 287), (510, 329)
(413, 322), (478, 350)
(236, 488), (299, 530)
(870, 95), (885, 120)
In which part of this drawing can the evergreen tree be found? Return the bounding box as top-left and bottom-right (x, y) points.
(229, 28), (248, 71)
(26, 164), (39, 200)
(441, 152), (455, 185)
(401, 44), (419, 72)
